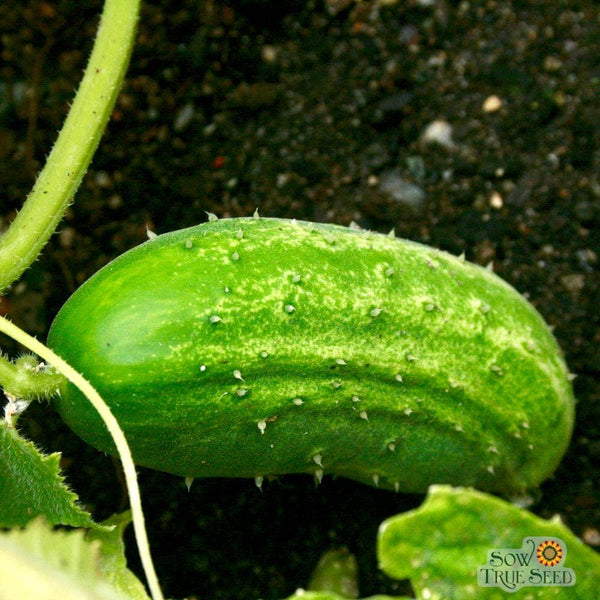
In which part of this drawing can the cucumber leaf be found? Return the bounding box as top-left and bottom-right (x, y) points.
(308, 548), (360, 598)
(378, 485), (600, 599)
(0, 517), (149, 600)
(287, 592), (412, 600)
(0, 421), (100, 529)
(89, 512), (152, 600)
(294, 546), (412, 600)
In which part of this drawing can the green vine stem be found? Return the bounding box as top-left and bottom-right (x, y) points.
(0, 354), (66, 401)
(0, 0), (140, 293)
(0, 315), (164, 600)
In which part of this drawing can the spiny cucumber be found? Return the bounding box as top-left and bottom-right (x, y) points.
(47, 217), (575, 494)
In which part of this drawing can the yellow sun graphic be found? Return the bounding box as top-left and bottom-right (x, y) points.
(536, 540), (563, 567)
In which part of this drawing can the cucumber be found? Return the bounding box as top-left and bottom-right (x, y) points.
(47, 217), (575, 494)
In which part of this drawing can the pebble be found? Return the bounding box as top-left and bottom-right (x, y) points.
(378, 169), (426, 209)
(576, 248), (597, 272)
(560, 273), (585, 295)
(583, 527), (600, 546)
(420, 119), (455, 149)
(489, 191), (503, 209)
(483, 95), (503, 113)
(325, 0), (353, 15)
(543, 55), (563, 71)
(108, 194), (122, 209)
(59, 227), (75, 249)
(174, 103), (195, 132)
(261, 45), (279, 64)
(94, 171), (111, 188)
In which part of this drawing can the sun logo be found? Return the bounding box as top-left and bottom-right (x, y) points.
(536, 540), (564, 567)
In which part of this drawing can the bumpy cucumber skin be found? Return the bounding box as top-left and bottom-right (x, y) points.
(47, 218), (574, 494)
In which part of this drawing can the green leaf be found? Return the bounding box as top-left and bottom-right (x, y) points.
(286, 592), (412, 600)
(292, 547), (412, 600)
(0, 421), (100, 529)
(378, 485), (600, 599)
(0, 518), (148, 600)
(308, 548), (360, 598)
(89, 512), (152, 600)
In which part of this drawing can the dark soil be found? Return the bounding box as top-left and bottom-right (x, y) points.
(1, 1), (599, 599)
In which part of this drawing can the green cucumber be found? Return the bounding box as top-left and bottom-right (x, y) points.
(47, 217), (575, 494)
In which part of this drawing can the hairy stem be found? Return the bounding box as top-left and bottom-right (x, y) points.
(0, 0), (140, 293)
(0, 315), (164, 600)
(0, 353), (66, 400)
